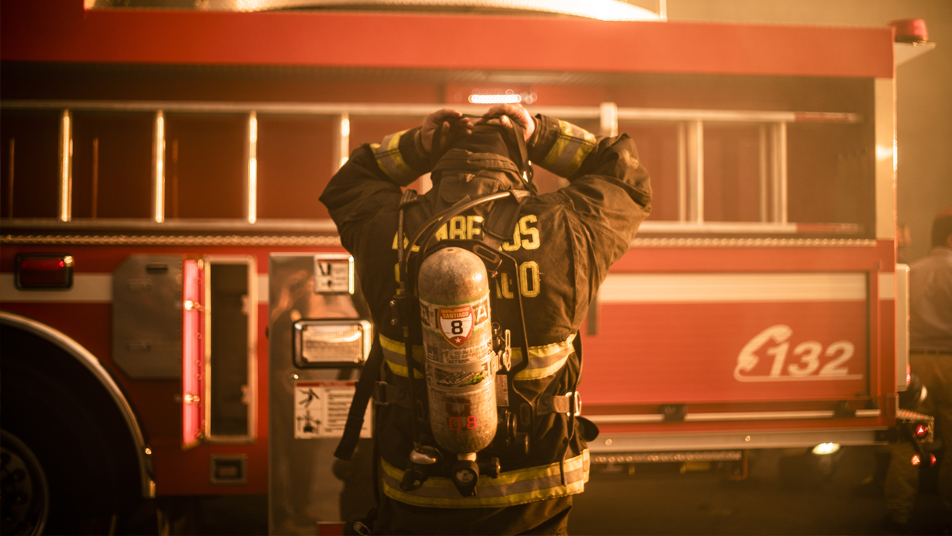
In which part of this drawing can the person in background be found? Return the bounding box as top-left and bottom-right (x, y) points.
(884, 207), (952, 532)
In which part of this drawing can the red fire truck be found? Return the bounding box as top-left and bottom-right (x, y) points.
(0, 1), (936, 533)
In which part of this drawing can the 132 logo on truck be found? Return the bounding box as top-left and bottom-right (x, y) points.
(734, 325), (861, 382)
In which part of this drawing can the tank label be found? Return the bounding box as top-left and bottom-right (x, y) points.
(439, 305), (475, 347)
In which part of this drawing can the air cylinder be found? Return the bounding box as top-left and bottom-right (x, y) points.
(418, 247), (498, 454)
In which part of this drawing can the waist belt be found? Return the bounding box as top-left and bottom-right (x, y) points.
(380, 450), (590, 509)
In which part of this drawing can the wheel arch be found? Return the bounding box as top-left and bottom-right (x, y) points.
(0, 309), (156, 499)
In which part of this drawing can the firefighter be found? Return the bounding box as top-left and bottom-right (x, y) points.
(320, 104), (651, 534)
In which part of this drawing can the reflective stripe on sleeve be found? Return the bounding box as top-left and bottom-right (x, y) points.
(541, 121), (597, 177)
(373, 130), (416, 183)
(381, 450), (590, 508)
(380, 333), (574, 380)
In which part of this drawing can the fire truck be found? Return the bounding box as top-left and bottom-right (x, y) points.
(0, 0), (937, 533)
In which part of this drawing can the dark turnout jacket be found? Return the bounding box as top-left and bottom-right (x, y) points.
(320, 113), (651, 534)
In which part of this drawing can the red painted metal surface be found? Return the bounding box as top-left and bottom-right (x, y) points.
(581, 301), (869, 406)
(1, 0), (893, 78)
(0, 1), (902, 502)
(0, 297), (272, 494)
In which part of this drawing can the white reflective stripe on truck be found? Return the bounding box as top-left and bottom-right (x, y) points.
(0, 273), (272, 303)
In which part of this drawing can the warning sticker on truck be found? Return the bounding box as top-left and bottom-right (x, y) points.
(294, 380), (371, 439)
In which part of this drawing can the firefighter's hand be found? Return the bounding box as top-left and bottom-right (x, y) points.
(420, 109), (474, 153)
(479, 104), (535, 142)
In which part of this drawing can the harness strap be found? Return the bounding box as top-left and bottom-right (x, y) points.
(335, 191), (422, 461)
(536, 392), (581, 416)
(482, 189), (530, 247)
(373, 380), (412, 408)
(334, 340), (384, 461)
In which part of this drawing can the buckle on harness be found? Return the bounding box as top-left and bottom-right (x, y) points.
(537, 391), (582, 416)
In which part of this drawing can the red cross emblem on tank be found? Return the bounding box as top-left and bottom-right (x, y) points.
(438, 305), (474, 347)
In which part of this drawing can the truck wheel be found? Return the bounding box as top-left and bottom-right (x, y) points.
(0, 324), (151, 535)
(0, 430), (49, 536)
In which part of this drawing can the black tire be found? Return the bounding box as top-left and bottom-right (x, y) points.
(0, 325), (153, 535)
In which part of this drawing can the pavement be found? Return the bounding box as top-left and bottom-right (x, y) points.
(569, 445), (948, 535)
(170, 445), (947, 535)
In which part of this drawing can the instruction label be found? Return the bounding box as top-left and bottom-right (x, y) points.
(294, 380), (371, 439)
(314, 258), (351, 294)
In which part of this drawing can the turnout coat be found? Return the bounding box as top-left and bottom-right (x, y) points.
(320, 113), (651, 534)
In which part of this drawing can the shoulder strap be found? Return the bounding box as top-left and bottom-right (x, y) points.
(334, 340), (384, 461)
(335, 190), (423, 461)
(482, 190), (530, 248)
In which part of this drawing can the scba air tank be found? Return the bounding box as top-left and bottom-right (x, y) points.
(418, 247), (498, 455)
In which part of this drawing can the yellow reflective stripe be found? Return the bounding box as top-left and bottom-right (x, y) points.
(565, 129), (597, 175)
(528, 333), (576, 358)
(380, 334), (424, 379)
(541, 122), (573, 167)
(511, 334), (575, 380)
(514, 355), (569, 380)
(381, 450), (589, 508)
(373, 130), (415, 183)
(541, 121), (596, 177)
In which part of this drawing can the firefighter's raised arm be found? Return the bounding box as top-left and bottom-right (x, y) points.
(480, 103), (650, 212)
(320, 108), (468, 252)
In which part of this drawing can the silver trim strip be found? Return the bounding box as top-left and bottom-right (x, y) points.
(587, 408), (881, 425)
(0, 234), (342, 246)
(599, 102), (617, 137)
(0, 310), (155, 498)
(759, 125), (768, 223)
(630, 237), (877, 248)
(687, 119), (702, 224)
(677, 122), (687, 222)
(0, 233), (877, 249)
(0, 217), (339, 232)
(592, 451), (742, 464)
(874, 78), (896, 240)
(775, 121), (788, 223)
(592, 428), (882, 452)
(639, 221), (861, 234)
(895, 264), (910, 391)
(1, 218), (865, 236)
(1, 100), (863, 125)
(617, 108), (861, 124)
(58, 110), (72, 223)
(153, 111), (166, 224)
(334, 112), (350, 173)
(246, 112), (258, 224)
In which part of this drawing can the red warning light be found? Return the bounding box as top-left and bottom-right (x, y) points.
(915, 425), (928, 438)
(930, 454), (937, 466)
(15, 254), (74, 289)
